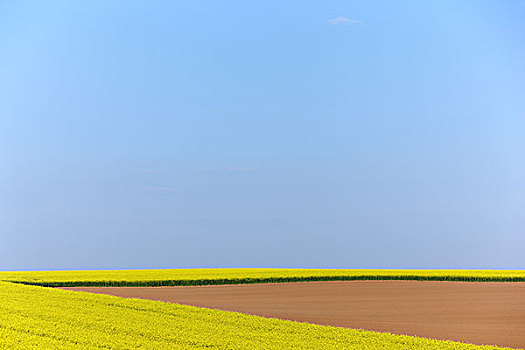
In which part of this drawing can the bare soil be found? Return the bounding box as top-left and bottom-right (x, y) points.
(62, 281), (525, 349)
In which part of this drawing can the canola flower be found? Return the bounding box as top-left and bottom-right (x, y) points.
(0, 281), (514, 350)
(1, 268), (524, 287)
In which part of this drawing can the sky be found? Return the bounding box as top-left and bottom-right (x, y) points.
(1, 1), (525, 270)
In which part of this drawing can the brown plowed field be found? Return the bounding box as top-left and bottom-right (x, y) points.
(62, 281), (525, 349)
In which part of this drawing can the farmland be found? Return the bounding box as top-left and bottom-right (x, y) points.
(1, 269), (524, 349)
(0, 279), (516, 350)
(63, 280), (525, 349)
(2, 268), (525, 287)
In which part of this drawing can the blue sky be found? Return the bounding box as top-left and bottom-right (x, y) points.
(1, 1), (524, 270)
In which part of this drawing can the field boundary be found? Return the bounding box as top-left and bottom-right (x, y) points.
(10, 274), (525, 287)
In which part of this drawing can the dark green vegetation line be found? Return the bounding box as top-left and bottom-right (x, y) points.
(11, 275), (525, 288)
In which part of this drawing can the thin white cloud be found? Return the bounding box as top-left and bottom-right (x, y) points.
(141, 186), (178, 194)
(328, 16), (362, 26)
(134, 169), (161, 174)
(198, 167), (254, 173)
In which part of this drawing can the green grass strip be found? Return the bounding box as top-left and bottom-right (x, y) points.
(2, 268), (525, 287)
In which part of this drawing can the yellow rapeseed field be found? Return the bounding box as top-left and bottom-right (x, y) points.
(0, 280), (513, 350)
(2, 268), (525, 287)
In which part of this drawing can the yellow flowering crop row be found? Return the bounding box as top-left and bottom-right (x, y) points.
(1, 268), (524, 287)
(0, 281), (512, 350)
